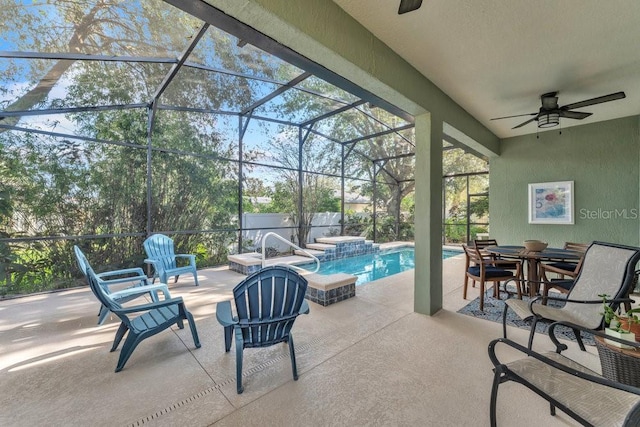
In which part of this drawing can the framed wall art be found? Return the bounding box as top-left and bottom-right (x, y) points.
(528, 181), (574, 224)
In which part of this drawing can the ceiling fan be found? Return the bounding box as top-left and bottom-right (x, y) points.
(398, 0), (423, 14)
(491, 91), (626, 129)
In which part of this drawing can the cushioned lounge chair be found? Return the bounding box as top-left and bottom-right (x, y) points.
(502, 241), (640, 350)
(489, 321), (640, 426)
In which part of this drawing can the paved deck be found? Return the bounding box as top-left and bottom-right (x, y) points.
(0, 252), (594, 426)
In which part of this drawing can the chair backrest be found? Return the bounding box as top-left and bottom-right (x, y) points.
(232, 266), (308, 347)
(564, 241), (589, 253)
(462, 244), (482, 266)
(474, 239), (498, 249)
(85, 266), (122, 313)
(74, 245), (90, 276)
(565, 241), (640, 328)
(144, 234), (177, 270)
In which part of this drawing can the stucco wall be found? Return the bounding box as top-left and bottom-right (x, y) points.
(490, 116), (640, 247)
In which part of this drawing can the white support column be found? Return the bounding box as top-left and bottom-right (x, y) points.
(414, 112), (443, 315)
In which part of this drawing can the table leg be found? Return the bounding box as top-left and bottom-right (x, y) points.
(527, 259), (540, 298)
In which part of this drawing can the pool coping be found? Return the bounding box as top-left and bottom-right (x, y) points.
(227, 241), (460, 306)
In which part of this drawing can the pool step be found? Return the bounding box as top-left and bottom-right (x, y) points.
(305, 243), (335, 251)
(315, 236), (365, 244)
(294, 249), (324, 257)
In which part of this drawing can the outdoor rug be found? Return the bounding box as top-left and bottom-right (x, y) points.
(457, 287), (595, 346)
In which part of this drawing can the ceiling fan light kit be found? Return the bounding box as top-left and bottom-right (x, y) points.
(537, 112), (560, 128)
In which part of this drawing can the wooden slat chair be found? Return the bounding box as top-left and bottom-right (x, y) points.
(216, 266), (310, 394)
(540, 257), (584, 305)
(489, 321), (640, 427)
(503, 241), (640, 350)
(85, 266), (201, 372)
(473, 239), (523, 285)
(544, 242), (590, 274)
(74, 245), (169, 325)
(143, 233), (199, 286)
(463, 244), (522, 311)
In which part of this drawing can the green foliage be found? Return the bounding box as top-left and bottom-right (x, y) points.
(0, 1), (419, 296)
(600, 294), (640, 332)
(444, 219), (488, 244)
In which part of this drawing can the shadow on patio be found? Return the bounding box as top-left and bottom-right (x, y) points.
(0, 256), (593, 426)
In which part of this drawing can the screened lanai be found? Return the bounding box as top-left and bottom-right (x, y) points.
(0, 0), (420, 296)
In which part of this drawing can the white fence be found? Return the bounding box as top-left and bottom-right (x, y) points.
(241, 212), (345, 252)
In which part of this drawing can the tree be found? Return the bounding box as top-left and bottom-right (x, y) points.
(0, 1), (279, 292)
(255, 128), (341, 246)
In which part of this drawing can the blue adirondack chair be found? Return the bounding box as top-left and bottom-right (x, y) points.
(85, 266), (201, 372)
(74, 245), (170, 325)
(216, 265), (310, 394)
(143, 234), (199, 286)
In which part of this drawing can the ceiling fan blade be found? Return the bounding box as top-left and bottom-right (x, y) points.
(561, 91), (626, 110)
(558, 110), (592, 120)
(512, 117), (537, 129)
(398, 0), (423, 14)
(490, 112), (537, 120)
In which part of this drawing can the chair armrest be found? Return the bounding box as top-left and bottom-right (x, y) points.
(528, 296), (635, 320)
(109, 283), (171, 300)
(144, 258), (163, 275)
(532, 295), (633, 306)
(115, 297), (184, 314)
(216, 300), (237, 327)
(548, 320), (640, 351)
(299, 299), (310, 315)
(540, 263), (577, 276)
(175, 254), (196, 266)
(489, 259), (520, 266)
(97, 268), (148, 286)
(97, 267), (146, 279)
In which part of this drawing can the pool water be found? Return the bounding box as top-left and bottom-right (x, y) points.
(301, 248), (461, 285)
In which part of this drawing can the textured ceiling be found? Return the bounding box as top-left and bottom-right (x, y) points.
(333, 0), (640, 139)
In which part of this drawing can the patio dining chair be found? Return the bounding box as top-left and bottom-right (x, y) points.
(74, 245), (170, 325)
(502, 241), (640, 350)
(216, 266), (310, 394)
(143, 233), (199, 286)
(85, 266), (201, 372)
(539, 242), (589, 303)
(541, 241), (589, 276)
(463, 244), (522, 311)
(472, 239), (523, 287)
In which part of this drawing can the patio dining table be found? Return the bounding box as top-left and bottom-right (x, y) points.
(485, 245), (582, 297)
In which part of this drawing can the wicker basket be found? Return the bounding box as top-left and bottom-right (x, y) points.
(594, 336), (640, 387)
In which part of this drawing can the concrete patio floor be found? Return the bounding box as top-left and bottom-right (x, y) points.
(0, 253), (594, 426)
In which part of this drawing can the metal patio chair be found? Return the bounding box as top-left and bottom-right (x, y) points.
(216, 265), (310, 394)
(489, 321), (640, 426)
(502, 241), (640, 350)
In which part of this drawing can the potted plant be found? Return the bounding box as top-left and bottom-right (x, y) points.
(600, 294), (640, 348)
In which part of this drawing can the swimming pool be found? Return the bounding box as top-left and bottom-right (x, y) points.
(301, 247), (461, 285)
